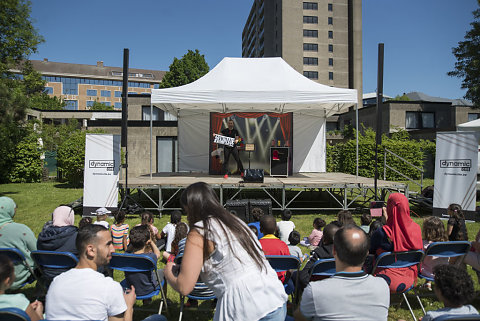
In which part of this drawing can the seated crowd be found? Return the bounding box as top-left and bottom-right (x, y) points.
(0, 190), (479, 321)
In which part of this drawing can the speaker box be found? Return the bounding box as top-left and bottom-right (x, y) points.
(225, 199), (250, 223)
(249, 199), (272, 217)
(243, 169), (264, 183)
(270, 147), (289, 176)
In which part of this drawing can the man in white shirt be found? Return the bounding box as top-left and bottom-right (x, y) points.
(46, 224), (135, 321)
(294, 225), (390, 321)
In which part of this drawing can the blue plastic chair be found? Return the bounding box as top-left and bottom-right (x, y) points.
(31, 250), (78, 287)
(432, 314), (480, 321)
(0, 248), (36, 288)
(419, 241), (471, 282)
(309, 258), (336, 279)
(175, 254), (217, 321)
(0, 307), (31, 321)
(109, 252), (167, 315)
(266, 255), (301, 308)
(372, 250), (424, 321)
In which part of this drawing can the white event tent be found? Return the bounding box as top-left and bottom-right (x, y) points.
(150, 57), (358, 174)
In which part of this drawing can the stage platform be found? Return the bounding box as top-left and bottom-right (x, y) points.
(119, 172), (407, 213)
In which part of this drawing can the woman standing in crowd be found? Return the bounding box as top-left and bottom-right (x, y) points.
(164, 182), (287, 321)
(0, 197), (37, 289)
(370, 193), (423, 292)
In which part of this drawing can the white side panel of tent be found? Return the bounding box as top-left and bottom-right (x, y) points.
(178, 112), (210, 172)
(293, 114), (326, 172)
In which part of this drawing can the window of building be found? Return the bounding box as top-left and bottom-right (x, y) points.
(142, 106), (163, 121)
(303, 2), (318, 10)
(329, 58), (333, 66)
(87, 89), (97, 96)
(86, 101), (94, 108)
(303, 43), (318, 51)
(101, 90), (111, 97)
(303, 16), (318, 24)
(328, 3), (333, 11)
(114, 102), (122, 109)
(102, 101), (111, 107)
(303, 29), (318, 37)
(303, 57), (318, 65)
(115, 91), (122, 97)
(329, 72), (334, 80)
(328, 44), (333, 52)
(328, 30), (333, 39)
(65, 100), (78, 110)
(405, 112), (435, 129)
(154, 84), (160, 89)
(303, 71), (318, 79)
(128, 91), (137, 95)
(328, 17), (333, 25)
(468, 113), (480, 122)
(44, 87), (53, 94)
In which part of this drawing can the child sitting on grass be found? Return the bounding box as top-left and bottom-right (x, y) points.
(111, 210), (129, 251)
(125, 225), (161, 303)
(421, 264), (478, 321)
(307, 217), (326, 249)
(287, 230), (304, 262)
(0, 255), (43, 321)
(277, 209), (295, 244)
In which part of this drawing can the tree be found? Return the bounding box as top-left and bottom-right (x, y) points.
(390, 94), (410, 101)
(160, 49), (210, 88)
(448, 5), (480, 107)
(89, 100), (114, 111)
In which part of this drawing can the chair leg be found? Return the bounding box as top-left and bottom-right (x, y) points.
(402, 293), (417, 321)
(413, 288), (426, 316)
(178, 295), (185, 321)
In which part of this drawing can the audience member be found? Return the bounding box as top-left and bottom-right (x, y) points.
(287, 231), (303, 261)
(294, 225), (389, 320)
(298, 223), (339, 291)
(163, 222), (188, 262)
(250, 207), (266, 239)
(420, 216), (448, 291)
(94, 207), (110, 229)
(259, 215), (290, 282)
(0, 255), (43, 321)
(307, 217), (326, 249)
(45, 224), (139, 321)
(37, 205), (78, 283)
(360, 212), (372, 233)
(137, 212), (162, 250)
(370, 193), (422, 292)
(78, 217), (92, 229)
(249, 224), (258, 238)
(125, 225), (160, 301)
(464, 228), (480, 270)
(0, 196), (37, 290)
(111, 210), (129, 251)
(447, 203), (468, 241)
(164, 182), (287, 321)
(160, 210), (182, 253)
(422, 264), (478, 321)
(368, 219), (384, 238)
(277, 209), (295, 244)
(337, 210), (355, 227)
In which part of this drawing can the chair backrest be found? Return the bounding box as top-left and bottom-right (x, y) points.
(265, 255), (301, 272)
(0, 248), (26, 264)
(373, 250), (424, 273)
(310, 258), (336, 278)
(431, 314), (480, 321)
(0, 307), (31, 321)
(424, 241), (471, 258)
(109, 252), (157, 273)
(31, 250), (78, 269)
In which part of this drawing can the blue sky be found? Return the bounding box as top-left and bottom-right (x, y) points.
(29, 0), (478, 100)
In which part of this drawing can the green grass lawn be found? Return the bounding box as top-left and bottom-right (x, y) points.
(1, 181), (480, 320)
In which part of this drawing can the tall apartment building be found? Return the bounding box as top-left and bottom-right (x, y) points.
(242, 0), (362, 102)
(22, 59), (165, 110)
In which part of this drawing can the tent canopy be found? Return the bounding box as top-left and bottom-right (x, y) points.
(151, 57), (358, 117)
(458, 118), (480, 131)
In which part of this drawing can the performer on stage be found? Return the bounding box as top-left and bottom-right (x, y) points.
(221, 119), (244, 178)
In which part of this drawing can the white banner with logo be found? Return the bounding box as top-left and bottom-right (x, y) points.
(433, 132), (478, 219)
(83, 134), (121, 215)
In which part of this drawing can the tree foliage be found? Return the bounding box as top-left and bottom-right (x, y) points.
(390, 94), (410, 101)
(160, 49), (209, 88)
(89, 100), (114, 111)
(448, 6), (480, 107)
(9, 132), (43, 183)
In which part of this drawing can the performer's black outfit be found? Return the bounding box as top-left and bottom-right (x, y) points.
(221, 127), (244, 175)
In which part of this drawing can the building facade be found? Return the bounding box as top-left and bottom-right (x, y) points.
(19, 59), (165, 111)
(242, 0), (362, 101)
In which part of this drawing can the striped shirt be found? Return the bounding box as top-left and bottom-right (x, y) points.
(111, 223), (129, 250)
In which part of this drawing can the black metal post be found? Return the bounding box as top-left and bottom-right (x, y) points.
(121, 49), (129, 204)
(375, 43), (384, 201)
